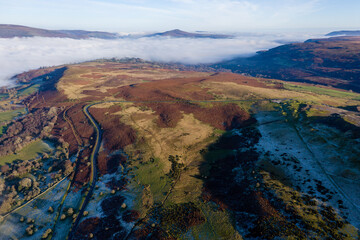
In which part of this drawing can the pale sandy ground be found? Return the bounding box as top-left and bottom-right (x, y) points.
(255, 110), (360, 229)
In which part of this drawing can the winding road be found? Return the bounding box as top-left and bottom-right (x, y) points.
(66, 98), (289, 238)
(65, 99), (282, 237)
(66, 98), (360, 238)
(67, 103), (102, 240)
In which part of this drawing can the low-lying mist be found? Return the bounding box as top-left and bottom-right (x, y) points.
(0, 32), (322, 87)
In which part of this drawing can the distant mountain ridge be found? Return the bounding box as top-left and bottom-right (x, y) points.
(145, 29), (232, 39)
(0, 24), (119, 39)
(0, 25), (233, 40)
(326, 30), (360, 37)
(214, 36), (360, 92)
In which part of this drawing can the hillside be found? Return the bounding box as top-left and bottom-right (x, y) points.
(327, 30), (360, 37)
(0, 24), (119, 39)
(0, 59), (359, 239)
(215, 36), (360, 92)
(145, 29), (232, 39)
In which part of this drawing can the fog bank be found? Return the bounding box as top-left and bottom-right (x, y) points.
(0, 32), (322, 87)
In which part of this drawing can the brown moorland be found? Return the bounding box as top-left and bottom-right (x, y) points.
(4, 59), (359, 240)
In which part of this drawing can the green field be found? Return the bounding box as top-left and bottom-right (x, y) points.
(0, 108), (26, 123)
(133, 157), (171, 203)
(0, 140), (53, 165)
(0, 108), (26, 136)
(17, 84), (41, 96)
(284, 84), (360, 100)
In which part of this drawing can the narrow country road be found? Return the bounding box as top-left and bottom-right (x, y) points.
(68, 103), (102, 240)
(63, 98), (359, 238)
(65, 98), (313, 238)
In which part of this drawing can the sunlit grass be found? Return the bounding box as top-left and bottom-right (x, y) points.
(133, 157), (171, 203)
(17, 84), (41, 96)
(284, 84), (360, 100)
(0, 108), (26, 123)
(0, 140), (53, 165)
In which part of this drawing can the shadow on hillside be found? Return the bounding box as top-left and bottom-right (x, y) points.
(309, 113), (360, 138)
(198, 120), (309, 238)
(38, 67), (67, 92)
(198, 122), (273, 238)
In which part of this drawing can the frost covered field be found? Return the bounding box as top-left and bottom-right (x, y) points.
(255, 106), (360, 229)
(0, 179), (70, 240)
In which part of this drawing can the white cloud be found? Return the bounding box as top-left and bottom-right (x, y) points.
(0, 32), (322, 87)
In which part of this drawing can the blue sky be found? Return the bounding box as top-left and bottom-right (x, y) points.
(0, 0), (359, 32)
